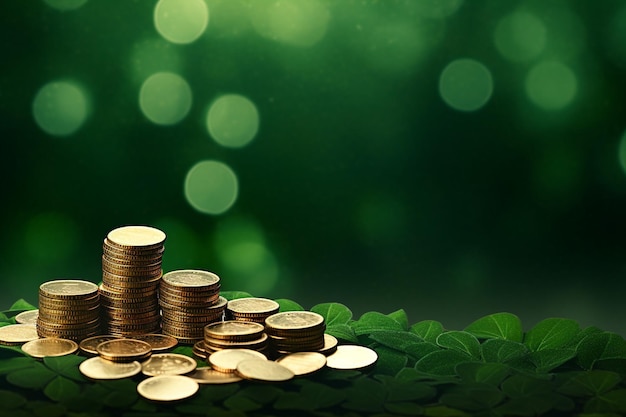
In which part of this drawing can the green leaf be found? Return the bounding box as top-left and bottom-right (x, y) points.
(172, 345), (194, 358)
(0, 389), (27, 409)
(342, 377), (387, 412)
(374, 345), (408, 375)
(274, 298), (304, 312)
(455, 362), (510, 386)
(44, 376), (81, 402)
(0, 345), (27, 358)
(565, 326), (605, 349)
(326, 324), (358, 342)
(219, 291), (252, 300)
(524, 318), (580, 351)
(9, 299), (37, 311)
(436, 331), (481, 359)
(369, 330), (423, 351)
(387, 309), (409, 330)
(103, 389), (139, 409)
(223, 395), (262, 412)
(480, 338), (528, 363)
(415, 350), (475, 376)
(584, 389), (626, 413)
(6, 362), (56, 389)
(440, 383), (505, 412)
(310, 302), (352, 326)
(558, 370), (622, 397)
(374, 375), (436, 402)
(385, 401), (424, 415)
(0, 312), (9, 322)
(350, 311), (404, 336)
(500, 374), (553, 398)
(234, 385), (282, 405)
(410, 320), (444, 344)
(404, 342), (440, 359)
(423, 405), (471, 416)
(29, 403), (67, 417)
(464, 312), (523, 342)
(577, 332), (626, 370)
(275, 382), (345, 411)
(528, 349), (576, 373)
(595, 358), (626, 377)
(44, 355), (86, 381)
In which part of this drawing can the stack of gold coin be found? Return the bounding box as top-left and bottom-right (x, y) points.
(37, 280), (101, 341)
(264, 311), (326, 355)
(159, 269), (225, 344)
(203, 321), (268, 354)
(226, 298), (279, 324)
(100, 225), (165, 336)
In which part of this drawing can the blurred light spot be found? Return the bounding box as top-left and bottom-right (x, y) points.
(439, 59), (493, 112)
(207, 94), (259, 148)
(206, 0), (250, 38)
(618, 130), (626, 176)
(23, 213), (79, 263)
(43, 0), (87, 11)
(355, 194), (407, 244)
(184, 160), (238, 215)
(525, 61), (577, 110)
(153, 218), (199, 271)
(33, 81), (89, 136)
(154, 0), (209, 44)
(605, 4), (626, 68)
(494, 11), (546, 62)
(130, 38), (182, 84)
(139, 72), (192, 125)
(249, 0), (329, 47)
(414, 0), (463, 19)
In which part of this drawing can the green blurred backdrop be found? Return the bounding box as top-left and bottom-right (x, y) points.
(1, 0), (625, 334)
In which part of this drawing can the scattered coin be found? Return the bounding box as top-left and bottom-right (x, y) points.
(96, 339), (152, 362)
(0, 324), (39, 345)
(276, 352), (327, 376)
(137, 375), (199, 402)
(141, 353), (197, 376)
(79, 335), (122, 355)
(236, 359), (294, 382)
(79, 356), (142, 380)
(325, 345), (378, 370)
(15, 310), (39, 325)
(318, 333), (339, 355)
(187, 366), (243, 384)
(132, 334), (178, 352)
(21, 338), (78, 358)
(209, 348), (268, 373)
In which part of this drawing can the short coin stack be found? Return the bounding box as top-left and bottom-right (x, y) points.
(226, 297), (279, 324)
(100, 226), (165, 336)
(264, 311), (326, 355)
(202, 321), (268, 355)
(37, 280), (101, 341)
(159, 269), (225, 344)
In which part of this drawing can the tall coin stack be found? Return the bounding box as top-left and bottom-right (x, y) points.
(159, 269), (226, 344)
(100, 225), (165, 336)
(226, 297), (280, 324)
(264, 311), (326, 355)
(37, 280), (101, 341)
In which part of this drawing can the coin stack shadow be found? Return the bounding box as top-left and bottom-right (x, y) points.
(99, 233), (164, 336)
(37, 280), (101, 341)
(159, 270), (226, 345)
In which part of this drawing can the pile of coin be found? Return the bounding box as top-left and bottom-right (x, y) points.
(226, 297), (279, 324)
(159, 269), (226, 344)
(202, 321), (269, 355)
(264, 311), (326, 354)
(37, 280), (101, 341)
(100, 226), (165, 336)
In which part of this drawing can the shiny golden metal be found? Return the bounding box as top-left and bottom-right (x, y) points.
(79, 357), (142, 380)
(141, 353), (197, 376)
(236, 359), (294, 382)
(137, 375), (199, 402)
(325, 345), (378, 370)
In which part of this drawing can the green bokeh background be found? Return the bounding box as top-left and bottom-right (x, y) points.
(1, 0), (625, 334)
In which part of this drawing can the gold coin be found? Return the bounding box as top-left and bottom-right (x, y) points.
(96, 339), (153, 362)
(15, 310), (39, 325)
(21, 338), (78, 358)
(0, 324), (39, 345)
(188, 367), (243, 384)
(107, 225), (166, 249)
(205, 334), (269, 351)
(141, 353), (197, 376)
(79, 356), (142, 380)
(137, 375), (199, 402)
(318, 334), (338, 355)
(325, 345), (378, 370)
(161, 269), (220, 289)
(204, 321), (265, 341)
(227, 298), (279, 315)
(208, 348), (268, 373)
(79, 335), (121, 355)
(276, 352), (327, 376)
(131, 334), (178, 352)
(236, 359), (294, 382)
(264, 311), (325, 336)
(39, 280), (99, 299)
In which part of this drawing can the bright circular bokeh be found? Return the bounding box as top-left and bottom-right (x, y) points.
(525, 61), (578, 111)
(494, 11), (547, 62)
(184, 160), (238, 215)
(154, 0), (209, 44)
(43, 0), (87, 11)
(439, 58), (493, 112)
(139, 72), (192, 125)
(207, 94), (260, 148)
(32, 80), (89, 136)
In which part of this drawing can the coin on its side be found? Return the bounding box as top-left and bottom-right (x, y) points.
(318, 334), (338, 355)
(276, 352), (327, 376)
(79, 335), (121, 356)
(132, 334), (178, 352)
(96, 339), (153, 362)
(137, 375), (199, 402)
(325, 345), (378, 370)
(141, 353), (197, 376)
(0, 324), (39, 345)
(236, 359), (294, 382)
(15, 310), (39, 325)
(187, 367), (243, 384)
(208, 348), (267, 373)
(79, 356), (142, 380)
(21, 338), (78, 358)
